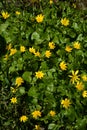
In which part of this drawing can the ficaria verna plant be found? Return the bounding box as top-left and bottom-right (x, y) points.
(1, 0), (87, 130)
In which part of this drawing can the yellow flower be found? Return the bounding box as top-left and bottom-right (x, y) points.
(32, 110), (41, 119)
(61, 18), (69, 26)
(49, 110), (56, 116)
(73, 41), (80, 49)
(4, 54), (9, 60)
(81, 74), (87, 81)
(35, 125), (41, 130)
(1, 11), (10, 19)
(69, 70), (80, 84)
(15, 11), (21, 15)
(10, 48), (17, 56)
(61, 98), (71, 109)
(65, 45), (72, 52)
(20, 115), (28, 122)
(10, 87), (17, 93)
(75, 81), (84, 91)
(15, 77), (24, 87)
(49, 42), (55, 49)
(35, 71), (44, 79)
(59, 61), (67, 70)
(45, 50), (51, 58)
(34, 51), (41, 57)
(10, 97), (17, 104)
(72, 3), (76, 8)
(29, 47), (36, 54)
(36, 14), (44, 23)
(50, 0), (53, 4)
(6, 43), (12, 50)
(20, 46), (26, 52)
(82, 90), (87, 98)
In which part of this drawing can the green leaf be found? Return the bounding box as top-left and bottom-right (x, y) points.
(41, 61), (48, 69)
(9, 66), (16, 73)
(35, 38), (43, 45)
(47, 83), (54, 92)
(53, 36), (59, 43)
(50, 68), (56, 72)
(4, 121), (11, 126)
(22, 71), (32, 82)
(0, 2), (3, 8)
(77, 34), (83, 41)
(28, 86), (38, 97)
(31, 31), (40, 40)
(47, 71), (53, 78)
(5, 36), (12, 43)
(19, 87), (25, 95)
(48, 123), (56, 130)
(68, 29), (76, 38)
(32, 98), (38, 104)
(73, 22), (80, 31)
(75, 118), (87, 130)
(0, 21), (9, 34)
(76, 50), (83, 56)
(42, 32), (50, 41)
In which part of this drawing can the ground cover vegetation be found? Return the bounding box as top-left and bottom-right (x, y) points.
(1, 0), (87, 129)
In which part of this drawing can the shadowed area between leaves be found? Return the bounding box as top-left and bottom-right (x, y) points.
(0, 35), (7, 57)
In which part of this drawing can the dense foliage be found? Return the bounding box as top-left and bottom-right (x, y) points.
(1, 0), (87, 130)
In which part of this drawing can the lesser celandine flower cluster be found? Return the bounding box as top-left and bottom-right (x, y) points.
(1, 0), (87, 129)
